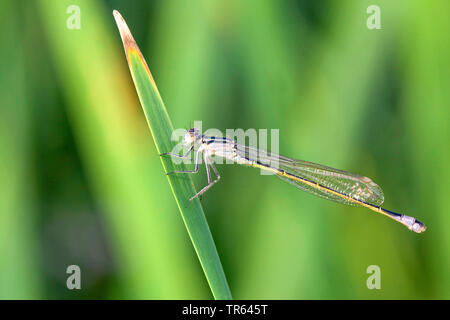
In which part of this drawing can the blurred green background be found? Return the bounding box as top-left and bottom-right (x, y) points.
(1, 0), (449, 299)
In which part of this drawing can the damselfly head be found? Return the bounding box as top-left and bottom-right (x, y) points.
(183, 128), (201, 146)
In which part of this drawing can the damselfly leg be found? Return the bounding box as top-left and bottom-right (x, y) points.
(165, 148), (201, 175)
(161, 146), (221, 204)
(188, 154), (221, 202)
(160, 145), (193, 158)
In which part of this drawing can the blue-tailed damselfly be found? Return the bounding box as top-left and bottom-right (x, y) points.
(161, 128), (426, 233)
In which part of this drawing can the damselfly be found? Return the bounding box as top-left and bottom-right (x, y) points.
(161, 128), (426, 233)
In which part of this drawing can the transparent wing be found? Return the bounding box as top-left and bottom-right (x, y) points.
(236, 145), (384, 207)
(277, 158), (384, 206)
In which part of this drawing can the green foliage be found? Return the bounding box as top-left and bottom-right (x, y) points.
(113, 10), (231, 300)
(0, 0), (448, 299)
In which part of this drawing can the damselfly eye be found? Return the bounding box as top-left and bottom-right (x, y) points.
(185, 128), (201, 143)
(183, 131), (195, 144)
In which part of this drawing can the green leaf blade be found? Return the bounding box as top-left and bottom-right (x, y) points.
(113, 10), (232, 300)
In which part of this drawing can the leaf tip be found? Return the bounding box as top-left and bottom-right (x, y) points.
(112, 9), (161, 103)
(112, 10), (138, 53)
